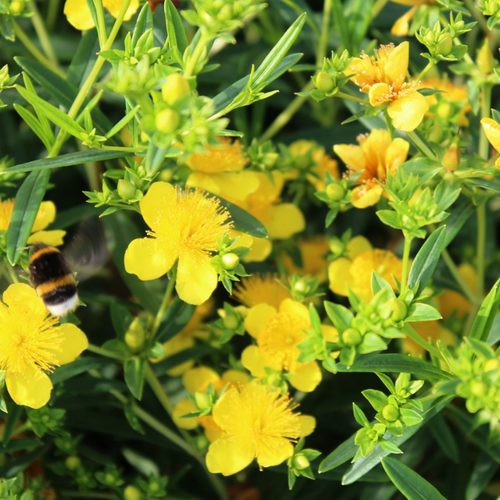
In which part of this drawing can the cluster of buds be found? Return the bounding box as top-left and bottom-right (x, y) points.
(287, 438), (321, 489)
(0, 65), (17, 107)
(246, 139), (279, 172)
(212, 302), (246, 344)
(310, 50), (351, 101)
(478, 0), (500, 29)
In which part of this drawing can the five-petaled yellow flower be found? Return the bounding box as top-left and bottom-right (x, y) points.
(64, 0), (139, 30)
(124, 182), (232, 305)
(347, 41), (428, 131)
(334, 129), (409, 208)
(0, 284), (88, 409)
(0, 199), (65, 246)
(233, 274), (292, 309)
(206, 382), (315, 476)
(481, 118), (500, 167)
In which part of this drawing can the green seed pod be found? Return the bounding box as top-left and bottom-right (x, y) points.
(326, 183), (345, 202)
(223, 314), (239, 330)
(292, 454), (310, 470)
(161, 74), (191, 105)
(382, 404), (400, 422)
(221, 253), (240, 270)
(124, 486), (142, 500)
(117, 179), (136, 201)
(65, 456), (81, 471)
(155, 109), (181, 135)
(316, 71), (336, 93)
(436, 33), (453, 57)
(342, 328), (362, 347)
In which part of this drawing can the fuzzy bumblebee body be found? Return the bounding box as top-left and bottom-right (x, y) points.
(29, 243), (79, 316)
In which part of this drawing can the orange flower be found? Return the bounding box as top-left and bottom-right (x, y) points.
(390, 1), (436, 36)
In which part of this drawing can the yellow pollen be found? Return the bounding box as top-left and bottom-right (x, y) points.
(233, 274), (292, 309)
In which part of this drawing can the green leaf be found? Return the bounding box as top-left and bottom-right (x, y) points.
(371, 271), (394, 296)
(67, 30), (99, 87)
(164, 0), (188, 53)
(6, 170), (50, 265)
(50, 357), (112, 384)
(151, 345), (216, 375)
(402, 157), (441, 176)
(377, 210), (401, 230)
(382, 457), (447, 500)
(124, 357), (145, 400)
(14, 104), (54, 150)
(0, 448), (44, 479)
(442, 200), (474, 247)
(466, 452), (499, 500)
(1, 439), (42, 453)
(5, 149), (131, 173)
(133, 3), (154, 47)
(332, 0), (352, 53)
(156, 298), (196, 343)
(324, 301), (353, 334)
(406, 303), (442, 322)
(408, 226), (447, 296)
(335, 354), (453, 381)
(216, 195), (267, 238)
(347, 0), (373, 52)
(318, 435), (356, 473)
(251, 13), (306, 89)
(427, 413), (459, 464)
(469, 278), (500, 341)
(111, 301), (134, 341)
(2, 404), (23, 446)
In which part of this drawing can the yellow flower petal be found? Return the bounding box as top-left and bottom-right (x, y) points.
(206, 436), (254, 476)
(347, 236), (372, 259)
(243, 236), (271, 262)
(299, 415), (316, 437)
(103, 0), (139, 19)
(176, 252), (218, 305)
(222, 369), (250, 385)
(241, 345), (268, 378)
(50, 323), (88, 365)
(172, 399), (198, 430)
(124, 237), (175, 281)
(182, 366), (220, 394)
(386, 138), (410, 172)
(288, 361), (322, 392)
(388, 90), (428, 131)
(6, 364), (52, 409)
(391, 7), (417, 37)
(333, 144), (367, 172)
(27, 230), (66, 247)
(481, 118), (500, 153)
(162, 335), (195, 376)
(204, 427), (223, 443)
(244, 303), (277, 338)
(385, 41), (409, 87)
(264, 203), (305, 239)
(279, 298), (309, 323)
(32, 201), (56, 233)
(369, 82), (392, 107)
(64, 0), (95, 30)
(3, 283), (46, 317)
(351, 182), (384, 208)
(257, 438), (295, 468)
(328, 258), (352, 296)
(321, 325), (339, 343)
(140, 182), (176, 233)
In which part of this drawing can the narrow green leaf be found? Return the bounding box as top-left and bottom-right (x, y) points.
(2, 404), (23, 446)
(442, 200), (474, 247)
(332, 0), (352, 53)
(133, 3), (154, 47)
(466, 452), (499, 500)
(0, 448), (44, 478)
(67, 29), (99, 87)
(427, 413), (459, 463)
(347, 0), (373, 52)
(111, 301), (134, 341)
(371, 271), (394, 296)
(50, 357), (112, 384)
(382, 457), (447, 500)
(318, 436), (356, 473)
(14, 104), (54, 150)
(1, 439), (42, 453)
(164, 0), (188, 53)
(408, 226), (447, 296)
(216, 195), (267, 238)
(125, 357), (145, 400)
(469, 278), (500, 341)
(402, 157), (441, 176)
(406, 303), (442, 322)
(324, 301), (353, 334)
(156, 297), (196, 343)
(6, 170), (50, 265)
(5, 149), (131, 173)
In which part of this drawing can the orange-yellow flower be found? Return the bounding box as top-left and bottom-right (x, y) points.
(390, 1), (435, 36)
(233, 274), (292, 309)
(124, 182), (232, 305)
(0, 199), (65, 246)
(0, 284), (88, 409)
(206, 383), (315, 476)
(282, 236), (331, 282)
(481, 118), (500, 167)
(403, 321), (455, 357)
(64, 0), (139, 30)
(438, 264), (477, 319)
(328, 236), (402, 302)
(242, 299), (322, 392)
(347, 42), (428, 131)
(334, 129), (409, 208)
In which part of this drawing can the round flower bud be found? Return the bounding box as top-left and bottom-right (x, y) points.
(117, 179), (136, 201)
(293, 279), (307, 293)
(267, 372), (282, 388)
(155, 109), (180, 135)
(329, 238), (344, 256)
(218, 4), (233, 21)
(316, 71), (336, 93)
(221, 253), (240, 270)
(477, 39), (494, 74)
(326, 183), (345, 202)
(342, 328), (362, 347)
(470, 380), (487, 397)
(437, 102), (452, 119)
(124, 486), (142, 500)
(65, 456), (81, 471)
(159, 169), (173, 182)
(436, 33), (453, 56)
(195, 392), (211, 411)
(292, 454), (310, 470)
(443, 143), (461, 171)
(10, 0), (24, 15)
(389, 298), (407, 322)
(125, 318), (146, 353)
(382, 404), (400, 422)
(484, 358), (500, 371)
(223, 314), (239, 330)
(161, 74), (191, 105)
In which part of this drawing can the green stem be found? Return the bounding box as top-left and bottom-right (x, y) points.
(416, 60), (435, 81)
(144, 363), (174, 416)
(28, 0), (61, 71)
(400, 237), (412, 292)
(407, 131), (438, 161)
(476, 203), (486, 301)
(403, 324), (442, 359)
(152, 265), (177, 338)
(371, 0), (389, 19)
(335, 91), (370, 105)
(93, 0), (108, 49)
(184, 31), (209, 78)
(315, 0), (332, 66)
(46, 0), (61, 31)
(49, 0), (133, 157)
(87, 343), (125, 361)
(12, 19), (64, 77)
(441, 249), (479, 305)
(5, 264), (19, 284)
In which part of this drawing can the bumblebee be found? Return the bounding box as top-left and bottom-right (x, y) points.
(29, 243), (79, 316)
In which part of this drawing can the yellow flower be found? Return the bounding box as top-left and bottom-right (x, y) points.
(328, 237), (402, 302)
(481, 118), (500, 167)
(347, 42), (428, 131)
(0, 284), (88, 409)
(124, 182), (232, 305)
(282, 236), (331, 283)
(403, 321), (455, 357)
(186, 138), (260, 204)
(152, 299), (214, 376)
(242, 299), (322, 392)
(334, 130), (409, 208)
(64, 0), (139, 30)
(390, 1), (435, 37)
(233, 274), (292, 309)
(0, 199), (65, 246)
(206, 383), (314, 476)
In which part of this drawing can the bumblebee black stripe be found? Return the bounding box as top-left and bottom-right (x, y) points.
(39, 283), (77, 306)
(29, 244), (72, 287)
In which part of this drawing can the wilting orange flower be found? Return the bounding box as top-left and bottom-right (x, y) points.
(347, 42), (428, 131)
(334, 129), (409, 208)
(481, 118), (500, 167)
(390, 0), (436, 37)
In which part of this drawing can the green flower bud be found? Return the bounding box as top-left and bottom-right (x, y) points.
(443, 143), (461, 171)
(342, 328), (362, 347)
(125, 318), (146, 353)
(470, 380), (487, 397)
(477, 39), (494, 73)
(437, 102), (452, 119)
(292, 454), (310, 470)
(195, 392), (211, 411)
(427, 125), (443, 143)
(65, 456), (81, 471)
(10, 0), (24, 15)
(436, 33), (453, 56)
(218, 4), (233, 21)
(316, 71), (336, 93)
(326, 183), (345, 202)
(221, 252), (240, 270)
(223, 314), (239, 330)
(293, 279), (307, 293)
(155, 109), (180, 135)
(161, 74), (191, 105)
(389, 298), (407, 322)
(329, 238), (344, 256)
(382, 404), (400, 422)
(159, 169), (173, 182)
(484, 358), (500, 371)
(124, 486), (142, 500)
(117, 179), (136, 200)
(267, 373), (282, 388)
